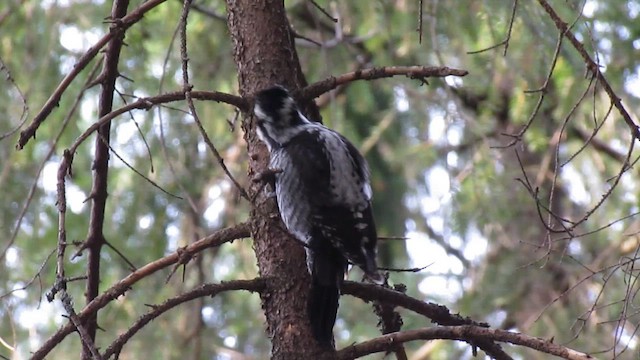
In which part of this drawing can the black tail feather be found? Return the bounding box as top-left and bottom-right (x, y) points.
(306, 237), (348, 346)
(307, 277), (340, 347)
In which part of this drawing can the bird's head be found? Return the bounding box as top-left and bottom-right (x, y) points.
(254, 85), (309, 149)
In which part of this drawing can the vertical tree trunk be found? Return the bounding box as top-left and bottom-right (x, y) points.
(224, 1), (335, 359)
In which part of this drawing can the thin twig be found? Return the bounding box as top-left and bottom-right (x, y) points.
(114, 88), (155, 173)
(502, 0), (519, 56)
(54, 92), (246, 204)
(0, 249), (55, 301)
(96, 133), (182, 200)
(308, 0), (337, 23)
(378, 264), (431, 273)
(178, 0), (249, 202)
(559, 75), (601, 166)
(0, 56), (29, 140)
(536, 0), (640, 139)
(423, 221), (471, 268)
(497, 31), (563, 147)
(156, 16), (202, 217)
(569, 125), (626, 163)
(417, 0), (423, 44)
(0, 59), (102, 263)
(103, 240), (137, 272)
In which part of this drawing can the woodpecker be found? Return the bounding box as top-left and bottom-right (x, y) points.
(254, 85), (382, 346)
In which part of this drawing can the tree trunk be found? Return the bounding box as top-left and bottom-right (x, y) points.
(224, 1), (335, 359)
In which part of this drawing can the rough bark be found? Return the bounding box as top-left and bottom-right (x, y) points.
(225, 1), (334, 359)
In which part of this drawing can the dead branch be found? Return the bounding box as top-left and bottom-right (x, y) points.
(569, 125), (626, 163)
(302, 66), (468, 101)
(467, 0), (518, 56)
(342, 281), (486, 327)
(341, 281), (510, 359)
(372, 283), (407, 360)
(179, 0), (249, 202)
(79, 3), (130, 358)
(0, 59), (102, 264)
(60, 291), (104, 360)
(16, 0), (169, 150)
(337, 326), (594, 360)
(536, 0), (640, 140)
(56, 91), (246, 190)
(499, 32), (563, 147)
(0, 55), (28, 140)
(30, 222), (250, 360)
(103, 279), (265, 359)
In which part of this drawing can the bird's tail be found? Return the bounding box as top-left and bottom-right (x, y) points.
(306, 245), (346, 347)
(307, 275), (340, 347)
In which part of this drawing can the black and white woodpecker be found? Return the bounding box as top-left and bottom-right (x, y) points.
(254, 85), (383, 346)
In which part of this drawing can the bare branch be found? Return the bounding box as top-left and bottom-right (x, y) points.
(103, 279), (265, 359)
(308, 0), (337, 23)
(60, 292), (104, 360)
(178, 0), (250, 202)
(79, 3), (131, 357)
(341, 282), (510, 359)
(55, 91), (246, 193)
(372, 284), (407, 360)
(0, 55), (28, 141)
(0, 59), (102, 264)
(536, 0), (640, 140)
(16, 0), (170, 150)
(337, 326), (594, 360)
(466, 0), (518, 56)
(416, 0), (423, 44)
(31, 222), (251, 360)
(498, 31), (563, 147)
(569, 125), (626, 163)
(302, 66), (468, 101)
(342, 281), (486, 327)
